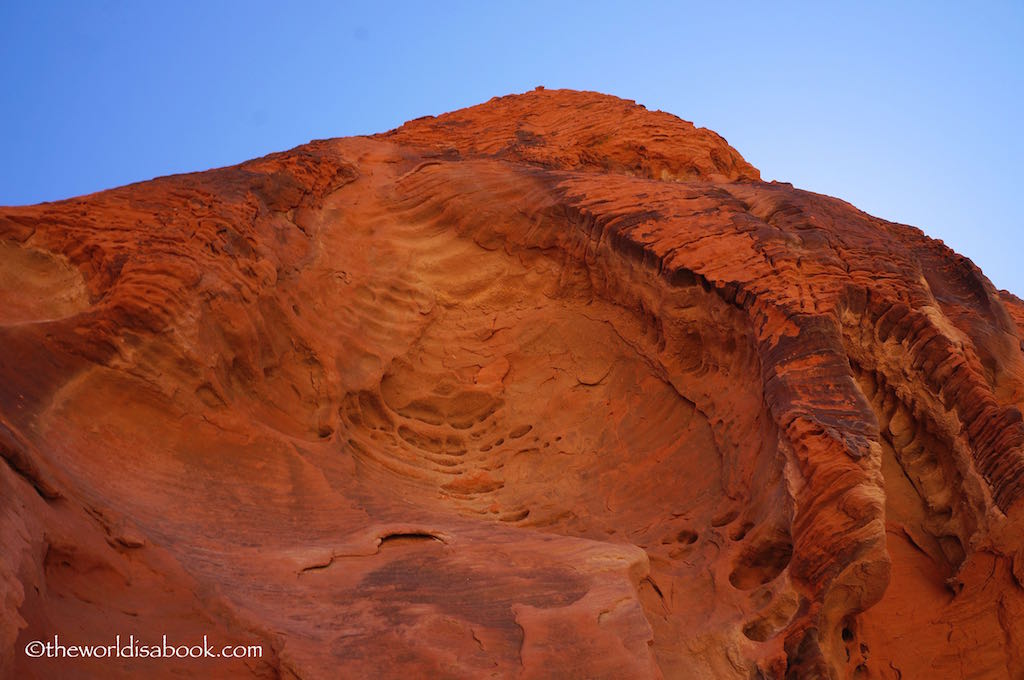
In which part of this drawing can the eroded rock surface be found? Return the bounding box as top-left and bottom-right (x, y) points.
(2, 88), (1024, 679)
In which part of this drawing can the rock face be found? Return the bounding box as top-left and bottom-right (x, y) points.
(2, 88), (1024, 679)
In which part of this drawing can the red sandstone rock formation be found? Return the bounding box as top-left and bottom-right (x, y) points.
(2, 88), (1024, 679)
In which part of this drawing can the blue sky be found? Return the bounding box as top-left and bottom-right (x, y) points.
(2, 2), (1021, 294)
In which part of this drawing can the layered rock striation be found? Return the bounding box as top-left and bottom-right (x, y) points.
(2, 88), (1024, 678)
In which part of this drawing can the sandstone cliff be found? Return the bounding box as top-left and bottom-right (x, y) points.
(2, 88), (1024, 679)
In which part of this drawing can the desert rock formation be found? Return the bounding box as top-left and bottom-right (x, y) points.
(3, 88), (1024, 679)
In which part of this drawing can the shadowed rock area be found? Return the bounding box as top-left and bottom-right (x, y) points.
(2, 88), (1024, 679)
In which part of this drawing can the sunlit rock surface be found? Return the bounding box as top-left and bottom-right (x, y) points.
(3, 88), (1024, 679)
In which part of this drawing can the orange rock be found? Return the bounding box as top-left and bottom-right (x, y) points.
(2, 89), (1023, 678)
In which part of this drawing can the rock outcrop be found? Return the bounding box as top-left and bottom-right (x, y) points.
(2, 88), (1024, 679)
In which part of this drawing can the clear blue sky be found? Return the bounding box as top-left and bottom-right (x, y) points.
(2, 2), (1021, 294)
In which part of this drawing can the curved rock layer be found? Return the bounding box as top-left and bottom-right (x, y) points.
(2, 88), (1024, 679)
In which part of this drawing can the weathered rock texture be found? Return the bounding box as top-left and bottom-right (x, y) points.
(2, 88), (1024, 679)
